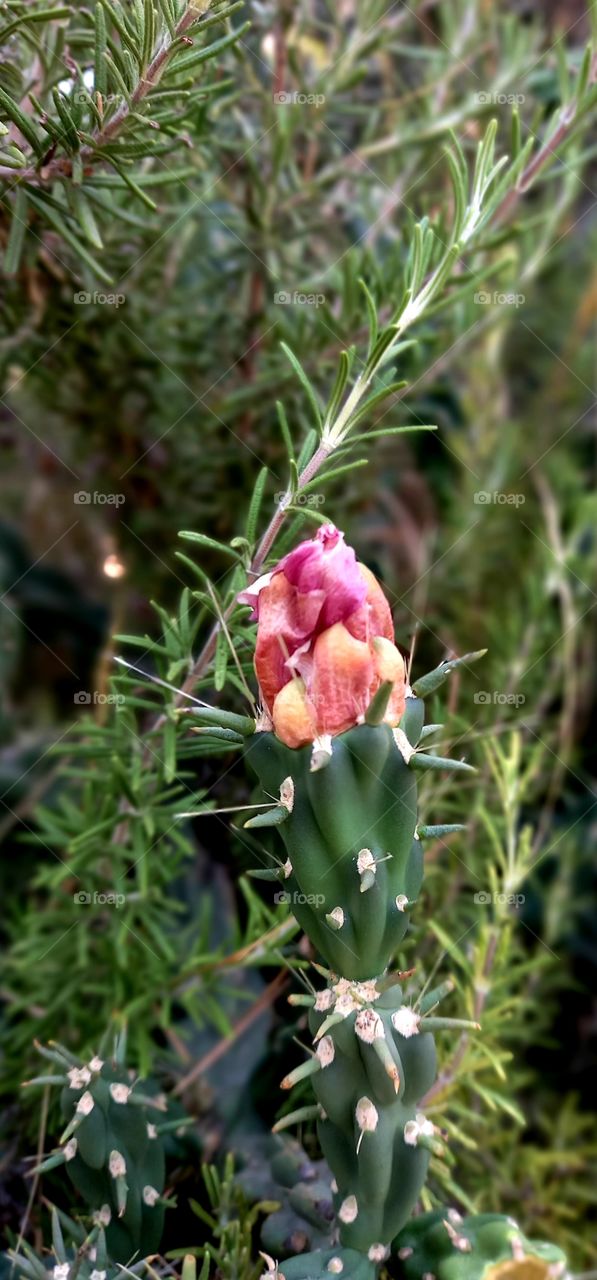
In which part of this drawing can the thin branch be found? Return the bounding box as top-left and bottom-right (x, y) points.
(495, 54), (597, 224)
(173, 970), (287, 1095)
(0, 3), (201, 183)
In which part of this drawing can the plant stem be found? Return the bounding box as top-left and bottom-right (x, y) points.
(0, 3), (199, 183)
(495, 55), (597, 224)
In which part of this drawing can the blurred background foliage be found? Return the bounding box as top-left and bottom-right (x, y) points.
(1, 0), (597, 1274)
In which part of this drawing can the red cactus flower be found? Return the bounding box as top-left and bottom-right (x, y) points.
(239, 526), (406, 748)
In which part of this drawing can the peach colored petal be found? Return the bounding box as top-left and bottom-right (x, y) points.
(372, 636), (405, 684)
(272, 678), (316, 748)
(384, 681), (407, 726)
(311, 623), (374, 737)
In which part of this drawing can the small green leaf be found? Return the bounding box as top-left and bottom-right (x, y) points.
(245, 467), (269, 545)
(0, 85), (44, 155)
(4, 187), (28, 274)
(179, 531), (241, 559)
(280, 342), (324, 429)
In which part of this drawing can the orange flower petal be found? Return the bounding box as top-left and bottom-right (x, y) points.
(272, 678), (316, 748)
(372, 636), (405, 684)
(384, 681), (407, 726)
(311, 623), (374, 737)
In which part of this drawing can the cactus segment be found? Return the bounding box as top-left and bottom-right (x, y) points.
(273, 1105), (323, 1133)
(364, 680), (395, 725)
(245, 805), (291, 829)
(410, 753), (476, 774)
(32, 1046), (169, 1263)
(398, 697), (425, 746)
(274, 978), (444, 1253)
(248, 723), (419, 981)
(410, 649), (487, 698)
(273, 1247), (377, 1280)
(417, 824), (467, 838)
(393, 1209), (567, 1280)
(190, 707), (257, 735)
(245, 648), (491, 1273)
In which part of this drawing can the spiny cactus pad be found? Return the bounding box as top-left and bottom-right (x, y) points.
(247, 718), (421, 982)
(29, 1041), (171, 1262)
(260, 1246), (377, 1280)
(244, 656), (483, 1269)
(393, 1210), (568, 1280)
(276, 974), (469, 1253)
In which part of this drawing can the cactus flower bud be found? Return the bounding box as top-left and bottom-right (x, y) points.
(239, 525), (406, 747)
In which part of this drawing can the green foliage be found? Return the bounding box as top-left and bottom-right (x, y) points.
(0, 0), (246, 280)
(168, 1153), (271, 1280)
(7, 1203), (150, 1280)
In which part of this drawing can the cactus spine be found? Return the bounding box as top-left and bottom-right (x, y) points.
(246, 655), (485, 1278)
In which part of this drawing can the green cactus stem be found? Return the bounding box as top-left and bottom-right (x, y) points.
(260, 1246), (377, 1280)
(270, 977), (478, 1260)
(243, 651), (485, 1272)
(27, 1039), (171, 1263)
(247, 718), (422, 982)
(279, 975), (456, 1252)
(393, 1209), (568, 1280)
